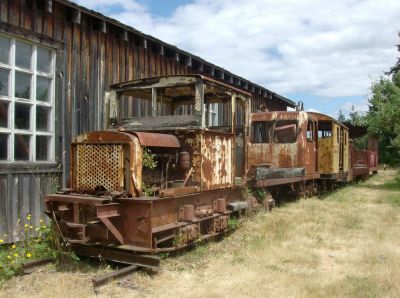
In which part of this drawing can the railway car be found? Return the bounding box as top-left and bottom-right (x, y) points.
(309, 113), (350, 184)
(346, 123), (379, 179)
(44, 74), (378, 259)
(246, 110), (320, 197)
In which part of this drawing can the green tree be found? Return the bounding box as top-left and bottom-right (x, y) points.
(338, 109), (346, 122)
(388, 32), (400, 75)
(348, 105), (365, 126)
(366, 71), (400, 164)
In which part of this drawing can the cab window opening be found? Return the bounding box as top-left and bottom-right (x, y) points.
(274, 120), (298, 143)
(250, 121), (272, 143)
(307, 121), (314, 142)
(317, 121), (332, 138)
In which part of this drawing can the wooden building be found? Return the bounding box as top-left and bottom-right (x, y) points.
(0, 0), (295, 242)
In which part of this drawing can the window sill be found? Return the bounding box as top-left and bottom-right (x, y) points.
(0, 161), (62, 174)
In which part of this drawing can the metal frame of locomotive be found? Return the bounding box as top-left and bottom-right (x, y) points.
(44, 74), (378, 256)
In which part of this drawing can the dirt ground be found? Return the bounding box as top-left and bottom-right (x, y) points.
(1, 169), (399, 298)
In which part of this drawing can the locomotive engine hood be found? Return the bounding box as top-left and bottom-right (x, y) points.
(71, 130), (180, 196)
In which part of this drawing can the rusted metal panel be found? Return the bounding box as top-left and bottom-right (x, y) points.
(159, 186), (198, 198)
(128, 131), (180, 148)
(45, 194), (110, 205)
(351, 147), (378, 175)
(45, 180), (243, 252)
(201, 131), (233, 190)
(246, 111), (319, 185)
(71, 131), (136, 193)
(75, 143), (124, 192)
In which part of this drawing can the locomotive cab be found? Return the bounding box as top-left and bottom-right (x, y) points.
(246, 111), (320, 191)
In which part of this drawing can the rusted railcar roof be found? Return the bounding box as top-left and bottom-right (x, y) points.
(74, 130), (180, 148)
(110, 74), (252, 97)
(128, 131), (180, 148)
(308, 112), (348, 130)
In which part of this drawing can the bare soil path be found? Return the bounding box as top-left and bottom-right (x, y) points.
(1, 169), (399, 298)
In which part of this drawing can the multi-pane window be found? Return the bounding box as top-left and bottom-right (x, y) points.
(208, 103), (218, 126)
(0, 34), (55, 162)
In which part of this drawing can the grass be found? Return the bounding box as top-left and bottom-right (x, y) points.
(0, 169), (399, 297)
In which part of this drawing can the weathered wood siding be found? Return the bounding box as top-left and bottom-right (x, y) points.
(0, 172), (56, 241)
(0, 0), (292, 242)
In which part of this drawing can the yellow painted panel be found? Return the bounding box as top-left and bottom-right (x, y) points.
(343, 130), (349, 172)
(332, 123), (340, 173)
(318, 137), (333, 173)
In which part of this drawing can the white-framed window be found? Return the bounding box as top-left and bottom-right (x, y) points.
(0, 33), (55, 162)
(209, 103), (218, 126)
(205, 102), (218, 127)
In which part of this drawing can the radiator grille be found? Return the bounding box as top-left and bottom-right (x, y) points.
(75, 144), (124, 192)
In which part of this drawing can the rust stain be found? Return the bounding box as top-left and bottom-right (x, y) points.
(277, 146), (294, 167)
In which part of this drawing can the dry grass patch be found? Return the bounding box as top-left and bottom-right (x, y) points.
(1, 169), (399, 298)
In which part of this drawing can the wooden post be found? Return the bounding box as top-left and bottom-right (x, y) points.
(45, 0), (53, 13)
(231, 93), (237, 185)
(72, 10), (81, 24)
(195, 81), (205, 127)
(231, 94), (236, 135)
(122, 30), (129, 42)
(186, 56), (192, 67)
(151, 87), (157, 117)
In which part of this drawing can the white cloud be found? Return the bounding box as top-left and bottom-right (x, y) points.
(72, 0), (400, 100)
(306, 108), (320, 113)
(341, 100), (369, 114)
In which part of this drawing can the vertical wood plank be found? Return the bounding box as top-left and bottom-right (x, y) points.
(80, 17), (89, 134)
(0, 0), (9, 23)
(30, 175), (41, 226)
(53, 1), (63, 41)
(89, 18), (99, 130)
(74, 23), (82, 135)
(98, 30), (106, 130)
(34, 1), (44, 34)
(21, 175), (30, 220)
(9, 175), (19, 240)
(0, 175), (8, 239)
(45, 7), (54, 37)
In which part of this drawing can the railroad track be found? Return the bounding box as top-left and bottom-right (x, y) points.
(21, 245), (160, 289)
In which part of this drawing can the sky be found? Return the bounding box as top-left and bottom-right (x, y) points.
(73, 0), (400, 118)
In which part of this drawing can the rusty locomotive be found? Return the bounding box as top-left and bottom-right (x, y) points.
(44, 75), (378, 258)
